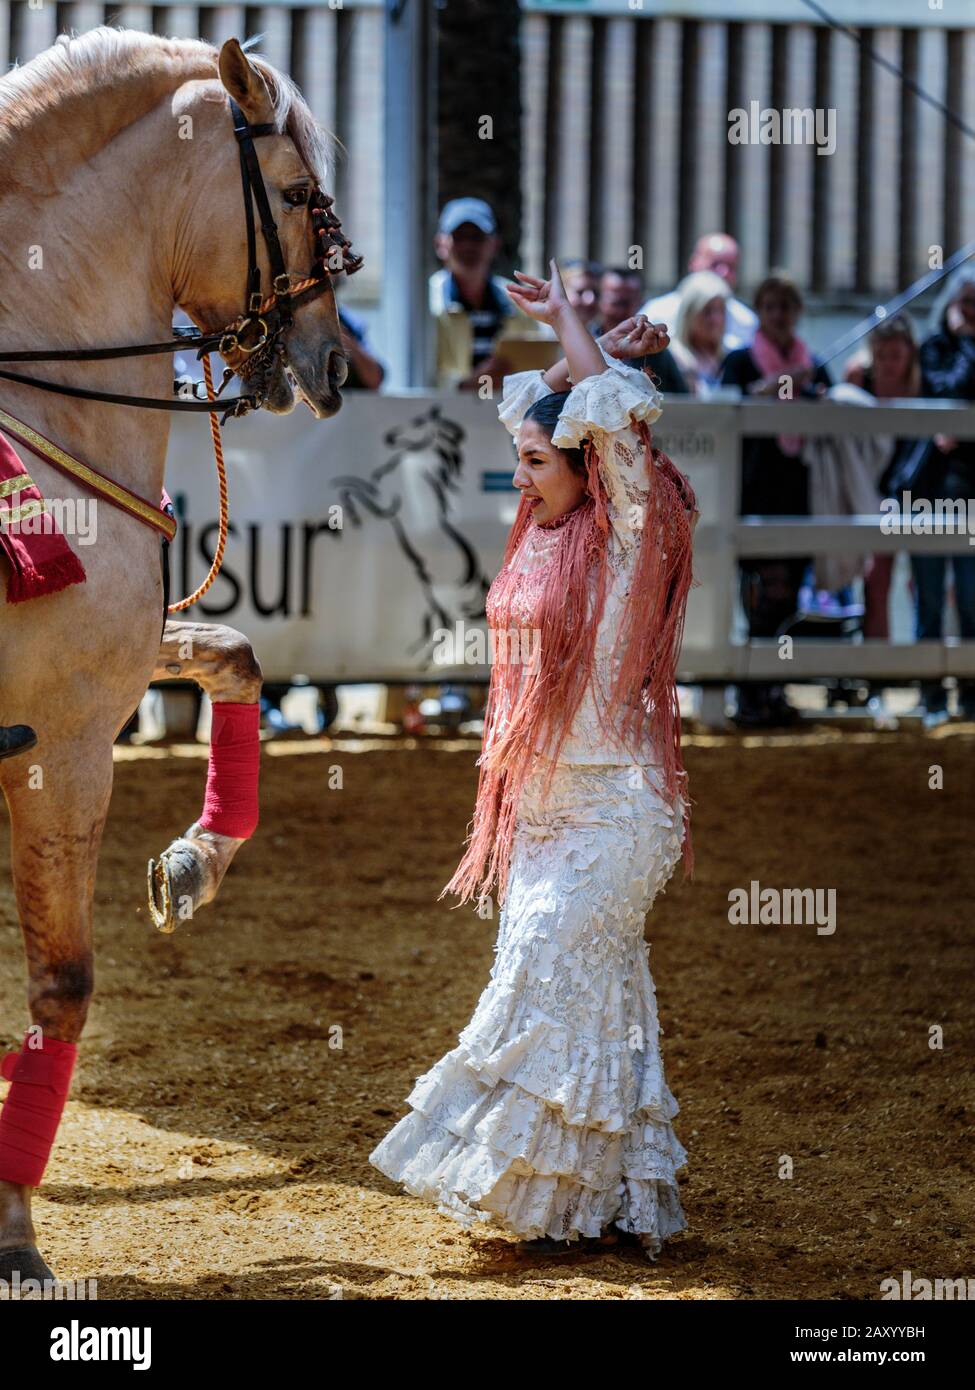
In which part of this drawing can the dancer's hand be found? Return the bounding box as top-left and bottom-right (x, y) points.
(600, 315), (670, 360)
(505, 261), (572, 327)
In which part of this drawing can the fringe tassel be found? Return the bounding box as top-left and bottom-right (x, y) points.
(5, 548), (87, 604)
(609, 421), (698, 879)
(442, 414), (698, 908)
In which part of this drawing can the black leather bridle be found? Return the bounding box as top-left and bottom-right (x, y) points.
(0, 97), (362, 422)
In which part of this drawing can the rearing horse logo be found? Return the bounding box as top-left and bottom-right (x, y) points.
(332, 405), (492, 655)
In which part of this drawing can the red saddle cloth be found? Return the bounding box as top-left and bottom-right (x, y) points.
(0, 429), (87, 603)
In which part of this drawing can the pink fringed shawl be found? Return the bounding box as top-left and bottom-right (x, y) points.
(441, 412), (697, 908)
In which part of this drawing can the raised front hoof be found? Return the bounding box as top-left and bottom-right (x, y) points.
(0, 1245), (56, 1293)
(147, 837), (206, 934)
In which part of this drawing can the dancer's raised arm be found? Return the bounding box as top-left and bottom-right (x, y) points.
(505, 259), (670, 390)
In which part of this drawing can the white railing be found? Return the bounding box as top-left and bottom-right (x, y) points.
(162, 391), (975, 686)
(661, 395), (975, 681)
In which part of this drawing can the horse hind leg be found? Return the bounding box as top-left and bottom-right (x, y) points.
(147, 621), (262, 933)
(0, 740), (110, 1283)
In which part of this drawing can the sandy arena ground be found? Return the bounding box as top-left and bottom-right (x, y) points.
(0, 723), (973, 1300)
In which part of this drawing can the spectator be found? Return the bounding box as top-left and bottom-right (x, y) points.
(559, 257), (601, 329)
(721, 273), (831, 728)
(592, 266), (644, 335)
(843, 314), (923, 641)
(429, 197), (519, 391)
(913, 266), (975, 724)
(668, 271), (731, 397)
(586, 265), (688, 394)
(640, 232), (758, 353)
(337, 303), (386, 390)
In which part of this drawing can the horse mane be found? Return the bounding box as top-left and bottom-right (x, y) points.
(0, 26), (339, 185)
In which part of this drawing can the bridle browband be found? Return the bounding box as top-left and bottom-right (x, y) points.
(0, 96), (362, 423)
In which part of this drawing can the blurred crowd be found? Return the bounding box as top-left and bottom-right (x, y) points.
(168, 196), (975, 734)
(430, 197), (975, 729)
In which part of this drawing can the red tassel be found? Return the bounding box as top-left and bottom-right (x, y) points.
(4, 548), (87, 604)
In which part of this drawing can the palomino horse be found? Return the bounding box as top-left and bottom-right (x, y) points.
(0, 28), (351, 1282)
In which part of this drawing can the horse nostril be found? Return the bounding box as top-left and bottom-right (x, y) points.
(328, 349), (348, 390)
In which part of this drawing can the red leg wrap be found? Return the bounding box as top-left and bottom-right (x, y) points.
(199, 700), (261, 839)
(0, 1033), (78, 1187)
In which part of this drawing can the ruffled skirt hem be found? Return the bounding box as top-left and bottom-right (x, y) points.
(369, 1039), (688, 1246)
(369, 1102), (687, 1246)
(369, 760), (690, 1250)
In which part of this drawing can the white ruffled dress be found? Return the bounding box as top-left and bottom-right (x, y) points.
(369, 355), (690, 1253)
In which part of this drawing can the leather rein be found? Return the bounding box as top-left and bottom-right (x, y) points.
(0, 96), (362, 422)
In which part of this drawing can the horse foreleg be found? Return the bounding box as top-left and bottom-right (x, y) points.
(146, 621), (262, 933)
(0, 741), (111, 1282)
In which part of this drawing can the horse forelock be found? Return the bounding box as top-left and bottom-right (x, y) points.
(243, 48), (338, 188)
(0, 26), (337, 188)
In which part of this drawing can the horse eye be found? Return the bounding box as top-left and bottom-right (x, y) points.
(284, 187), (310, 207)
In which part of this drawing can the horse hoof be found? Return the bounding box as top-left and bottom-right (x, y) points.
(0, 1245), (56, 1290)
(147, 837), (205, 933)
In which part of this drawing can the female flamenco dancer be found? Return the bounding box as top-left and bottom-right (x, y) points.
(370, 262), (699, 1259)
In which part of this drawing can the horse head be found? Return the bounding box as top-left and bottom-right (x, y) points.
(174, 39), (354, 419)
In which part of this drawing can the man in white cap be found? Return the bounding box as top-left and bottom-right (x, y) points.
(640, 232), (758, 354)
(429, 197), (523, 390)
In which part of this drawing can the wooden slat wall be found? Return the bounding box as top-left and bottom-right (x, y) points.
(825, 22), (858, 294)
(692, 22), (727, 263)
(640, 18), (681, 287)
(520, 12), (548, 280)
(868, 29), (902, 293)
(913, 29), (946, 287)
(555, 16), (592, 265)
(955, 32), (975, 254)
(520, 12), (975, 302)
(733, 22), (772, 294)
(2, 4), (973, 303)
